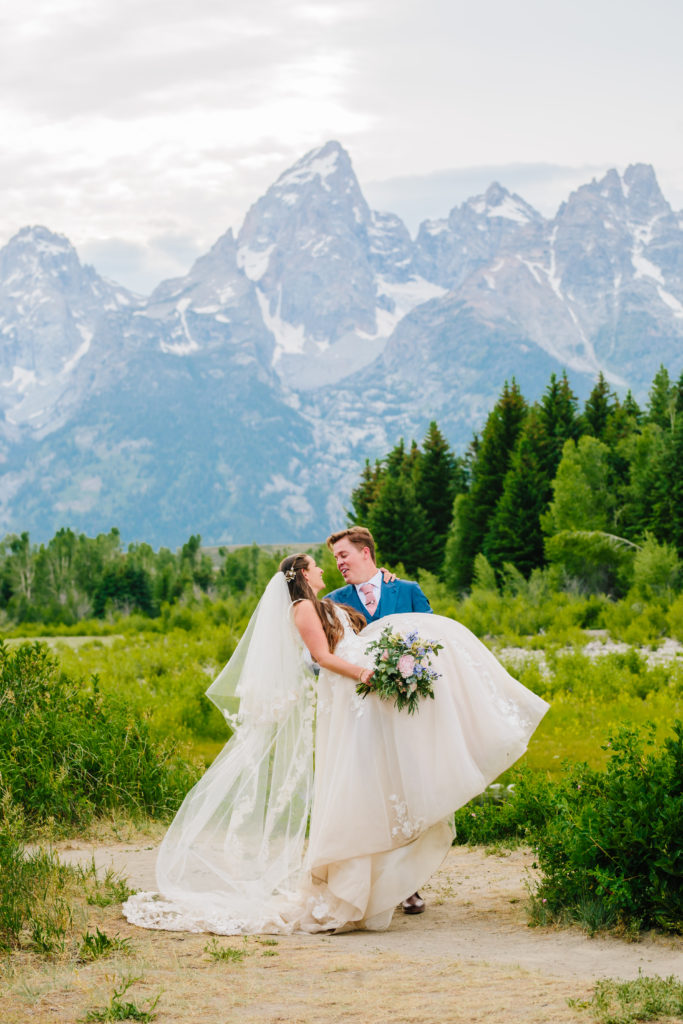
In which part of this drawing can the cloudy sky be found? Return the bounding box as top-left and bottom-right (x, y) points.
(3, 0), (682, 292)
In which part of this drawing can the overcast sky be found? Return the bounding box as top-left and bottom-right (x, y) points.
(2, 0), (682, 292)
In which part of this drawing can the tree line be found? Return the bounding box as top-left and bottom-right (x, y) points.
(2, 364), (682, 625)
(350, 365), (683, 596)
(0, 529), (282, 625)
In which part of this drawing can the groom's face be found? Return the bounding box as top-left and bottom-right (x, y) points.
(332, 539), (374, 585)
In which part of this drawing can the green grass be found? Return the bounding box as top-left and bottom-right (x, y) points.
(79, 927), (133, 961)
(203, 937), (249, 962)
(81, 976), (160, 1022)
(17, 593), (683, 776)
(569, 973), (683, 1023)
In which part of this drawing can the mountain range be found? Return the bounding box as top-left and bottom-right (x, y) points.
(2, 141), (683, 546)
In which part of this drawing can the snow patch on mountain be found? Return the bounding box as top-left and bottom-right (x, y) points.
(61, 329), (93, 375)
(275, 147), (340, 193)
(362, 276), (447, 339)
(3, 367), (37, 391)
(237, 243), (275, 282)
(658, 287), (683, 318)
(257, 289), (310, 360)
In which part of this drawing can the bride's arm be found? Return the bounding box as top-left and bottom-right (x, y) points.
(293, 600), (373, 686)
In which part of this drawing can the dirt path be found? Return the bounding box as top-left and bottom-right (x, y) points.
(55, 841), (682, 981)
(7, 840), (677, 1024)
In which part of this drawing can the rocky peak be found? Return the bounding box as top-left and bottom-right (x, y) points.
(414, 183), (543, 289)
(622, 163), (671, 224)
(236, 141), (378, 344)
(467, 182), (541, 226)
(1, 226), (83, 290)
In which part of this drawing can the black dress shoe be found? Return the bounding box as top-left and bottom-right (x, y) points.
(401, 892), (425, 914)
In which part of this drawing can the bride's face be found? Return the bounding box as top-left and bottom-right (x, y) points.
(302, 556), (325, 594)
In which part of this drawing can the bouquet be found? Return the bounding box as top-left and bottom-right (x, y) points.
(356, 626), (443, 714)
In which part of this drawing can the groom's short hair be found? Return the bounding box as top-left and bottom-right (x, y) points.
(326, 526), (376, 562)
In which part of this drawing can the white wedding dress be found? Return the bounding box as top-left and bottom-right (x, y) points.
(123, 580), (548, 935)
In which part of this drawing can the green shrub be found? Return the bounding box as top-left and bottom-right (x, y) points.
(0, 640), (198, 829)
(0, 793), (76, 952)
(453, 768), (560, 846)
(453, 761), (602, 847)
(601, 597), (669, 644)
(667, 593), (683, 641)
(531, 723), (683, 933)
(632, 533), (681, 598)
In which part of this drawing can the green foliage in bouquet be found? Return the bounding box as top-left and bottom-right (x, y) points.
(357, 625), (443, 714)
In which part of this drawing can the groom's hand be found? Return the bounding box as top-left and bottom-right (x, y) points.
(379, 567), (397, 583)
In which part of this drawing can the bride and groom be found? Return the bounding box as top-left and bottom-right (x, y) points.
(123, 526), (549, 935)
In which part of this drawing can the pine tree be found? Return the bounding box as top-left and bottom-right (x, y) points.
(443, 380), (527, 589)
(671, 373), (683, 555)
(650, 372), (683, 555)
(538, 371), (581, 477)
(483, 409), (551, 575)
(414, 422), (463, 573)
(348, 459), (383, 523)
(386, 438), (408, 476)
(646, 365), (676, 430)
(622, 390), (642, 423)
(367, 474), (430, 575)
(582, 372), (615, 439)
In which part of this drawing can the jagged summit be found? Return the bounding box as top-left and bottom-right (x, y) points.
(270, 140), (355, 195)
(1, 148), (683, 546)
(0, 225), (81, 283)
(467, 182), (541, 224)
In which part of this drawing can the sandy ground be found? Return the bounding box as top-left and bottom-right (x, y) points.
(6, 841), (681, 1024)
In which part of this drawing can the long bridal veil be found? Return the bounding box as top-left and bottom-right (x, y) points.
(123, 573), (316, 933)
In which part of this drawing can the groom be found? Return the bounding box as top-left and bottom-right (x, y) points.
(325, 525), (432, 916)
(325, 526), (432, 622)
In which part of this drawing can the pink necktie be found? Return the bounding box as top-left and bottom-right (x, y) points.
(360, 583), (377, 615)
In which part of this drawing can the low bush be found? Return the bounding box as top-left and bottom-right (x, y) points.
(455, 722), (683, 935)
(530, 723), (683, 934)
(453, 762), (597, 847)
(0, 640), (198, 830)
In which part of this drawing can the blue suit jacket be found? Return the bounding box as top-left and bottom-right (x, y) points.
(325, 578), (432, 624)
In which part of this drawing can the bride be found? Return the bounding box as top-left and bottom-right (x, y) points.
(123, 553), (549, 934)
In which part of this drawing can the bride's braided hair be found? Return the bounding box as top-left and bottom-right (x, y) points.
(279, 553), (365, 652)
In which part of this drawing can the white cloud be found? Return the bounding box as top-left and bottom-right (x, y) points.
(1, 0), (683, 291)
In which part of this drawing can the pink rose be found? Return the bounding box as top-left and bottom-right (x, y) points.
(397, 654), (415, 678)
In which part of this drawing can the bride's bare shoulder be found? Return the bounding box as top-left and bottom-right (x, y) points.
(292, 598), (316, 618)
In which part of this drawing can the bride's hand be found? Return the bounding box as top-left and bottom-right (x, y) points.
(358, 668), (373, 687)
(379, 567), (397, 583)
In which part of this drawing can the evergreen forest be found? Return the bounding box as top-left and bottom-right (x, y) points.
(349, 365), (683, 598)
